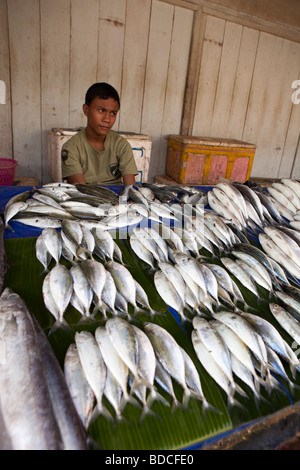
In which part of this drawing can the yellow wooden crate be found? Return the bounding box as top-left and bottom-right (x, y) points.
(166, 135), (256, 185)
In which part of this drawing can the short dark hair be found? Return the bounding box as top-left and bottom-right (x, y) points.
(85, 82), (120, 107)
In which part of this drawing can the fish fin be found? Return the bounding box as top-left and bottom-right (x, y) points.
(88, 403), (114, 425)
(182, 388), (191, 409)
(48, 318), (72, 336)
(77, 314), (98, 326)
(77, 247), (93, 260)
(138, 406), (161, 426)
(148, 389), (170, 409)
(4, 223), (14, 232)
(120, 394), (142, 412)
(200, 398), (222, 420)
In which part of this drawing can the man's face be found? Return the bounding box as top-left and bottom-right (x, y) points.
(83, 97), (119, 138)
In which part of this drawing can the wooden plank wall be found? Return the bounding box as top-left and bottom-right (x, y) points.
(0, 0), (299, 184)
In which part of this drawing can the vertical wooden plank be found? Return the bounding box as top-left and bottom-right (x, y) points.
(210, 21), (243, 138)
(226, 26), (259, 140)
(0, 0), (12, 159)
(159, 6), (194, 175)
(97, 0), (126, 92)
(192, 16), (225, 137)
(162, 6), (194, 134)
(245, 35), (298, 178)
(141, 0), (174, 180)
(7, 0), (41, 181)
(40, 0), (71, 183)
(118, 0), (151, 132)
(69, 0), (99, 128)
(180, 8), (206, 136)
(279, 41), (300, 178)
(268, 39), (300, 178)
(242, 32), (277, 176)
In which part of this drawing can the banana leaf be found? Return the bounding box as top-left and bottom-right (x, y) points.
(3, 235), (231, 450)
(3, 232), (299, 449)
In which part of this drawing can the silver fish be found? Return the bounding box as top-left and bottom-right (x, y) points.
(64, 344), (95, 429)
(144, 322), (191, 407)
(267, 187), (297, 214)
(12, 215), (62, 229)
(191, 330), (238, 409)
(213, 311), (269, 375)
(0, 289), (63, 450)
(75, 331), (111, 422)
(92, 226), (115, 261)
(95, 326), (138, 409)
(32, 315), (87, 450)
(193, 317), (233, 383)
(281, 178), (300, 198)
(270, 303), (300, 346)
(35, 235), (52, 274)
(103, 368), (124, 421)
(105, 260), (138, 312)
(80, 259), (107, 315)
(48, 264), (73, 328)
(101, 269), (117, 315)
(70, 265), (93, 319)
(40, 227), (62, 265)
(105, 318), (140, 385)
(263, 226), (300, 268)
(154, 270), (185, 320)
(221, 257), (259, 297)
(272, 182), (300, 210)
(154, 359), (180, 410)
(4, 200), (29, 230)
(158, 261), (186, 304)
(259, 233), (300, 280)
(130, 234), (155, 269)
(133, 227), (167, 262)
(241, 312), (300, 377)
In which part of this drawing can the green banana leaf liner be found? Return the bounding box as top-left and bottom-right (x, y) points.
(3, 234), (297, 450)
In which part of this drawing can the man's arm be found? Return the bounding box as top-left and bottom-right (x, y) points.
(66, 173), (86, 184)
(122, 174), (136, 186)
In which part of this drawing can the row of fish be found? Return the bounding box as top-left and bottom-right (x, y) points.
(0, 288), (88, 450)
(3, 182), (207, 232)
(64, 317), (216, 427)
(192, 310), (300, 409)
(41, 255), (158, 331)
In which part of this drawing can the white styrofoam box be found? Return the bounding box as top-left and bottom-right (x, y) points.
(48, 129), (152, 184)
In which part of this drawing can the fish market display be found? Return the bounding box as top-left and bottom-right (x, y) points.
(191, 312), (300, 408)
(3, 177), (300, 442)
(64, 318), (215, 425)
(0, 288), (87, 450)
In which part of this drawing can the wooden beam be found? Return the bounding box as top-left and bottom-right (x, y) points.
(180, 8), (206, 135)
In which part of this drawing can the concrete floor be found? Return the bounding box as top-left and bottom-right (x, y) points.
(201, 402), (300, 450)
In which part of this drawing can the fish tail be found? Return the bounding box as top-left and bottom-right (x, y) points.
(182, 387), (191, 409)
(200, 398), (222, 420)
(4, 223), (14, 232)
(48, 318), (72, 336)
(120, 394), (142, 412)
(77, 247), (94, 260)
(227, 395), (247, 412)
(138, 405), (161, 426)
(77, 314), (98, 326)
(147, 388), (170, 409)
(88, 403), (114, 425)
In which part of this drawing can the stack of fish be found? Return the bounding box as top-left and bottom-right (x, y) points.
(0, 288), (87, 450)
(259, 226), (300, 284)
(191, 312), (300, 409)
(3, 182), (207, 232)
(39, 222), (159, 329)
(64, 317), (216, 427)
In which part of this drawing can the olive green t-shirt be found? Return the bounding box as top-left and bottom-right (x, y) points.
(61, 129), (138, 185)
